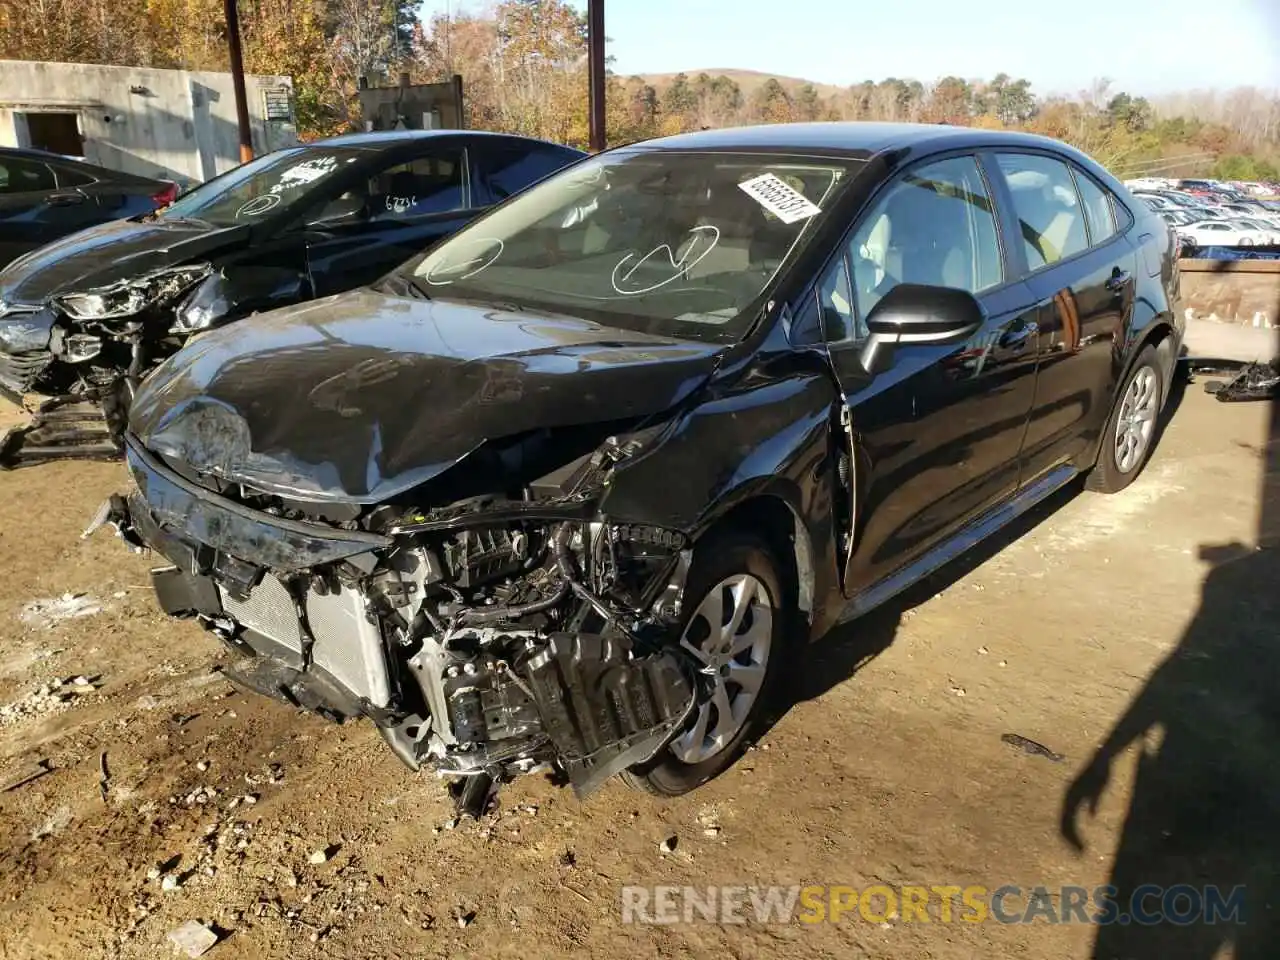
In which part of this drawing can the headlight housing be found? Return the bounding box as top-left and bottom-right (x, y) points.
(56, 265), (212, 322)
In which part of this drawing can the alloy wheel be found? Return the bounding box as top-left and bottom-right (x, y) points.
(670, 573), (774, 764)
(1115, 365), (1159, 474)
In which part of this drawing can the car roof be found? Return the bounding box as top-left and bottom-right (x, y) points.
(0, 145), (80, 163)
(313, 129), (586, 153)
(0, 146), (163, 183)
(629, 121), (1087, 160)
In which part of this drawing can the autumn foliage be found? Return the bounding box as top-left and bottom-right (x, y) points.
(2, 0), (1278, 180)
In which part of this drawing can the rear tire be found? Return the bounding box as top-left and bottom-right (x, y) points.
(1086, 344), (1164, 494)
(621, 531), (791, 797)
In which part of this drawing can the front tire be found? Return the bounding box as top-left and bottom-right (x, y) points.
(621, 532), (791, 797)
(1086, 344), (1164, 494)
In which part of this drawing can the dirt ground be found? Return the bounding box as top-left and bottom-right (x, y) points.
(0, 383), (1275, 960)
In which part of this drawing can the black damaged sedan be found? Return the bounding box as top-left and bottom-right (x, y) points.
(96, 123), (1184, 813)
(0, 130), (583, 466)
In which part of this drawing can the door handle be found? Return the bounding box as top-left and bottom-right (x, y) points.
(46, 191), (86, 207)
(1105, 270), (1131, 292)
(1000, 320), (1038, 351)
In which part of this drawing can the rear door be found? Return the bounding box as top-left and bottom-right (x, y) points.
(67, 163), (165, 223)
(305, 143), (476, 296)
(44, 161), (119, 234)
(817, 153), (1043, 594)
(985, 151), (1139, 482)
(0, 155), (63, 265)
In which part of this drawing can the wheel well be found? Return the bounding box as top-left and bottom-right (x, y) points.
(1137, 321), (1177, 401)
(696, 496), (814, 624)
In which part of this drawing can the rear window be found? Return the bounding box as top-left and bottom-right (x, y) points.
(54, 164), (95, 188)
(476, 144), (581, 204)
(1073, 170), (1118, 244)
(994, 153), (1088, 270)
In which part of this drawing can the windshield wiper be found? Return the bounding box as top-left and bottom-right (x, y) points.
(375, 273), (430, 300)
(157, 214), (215, 228)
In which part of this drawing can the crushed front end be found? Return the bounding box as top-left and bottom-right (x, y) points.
(96, 433), (699, 816)
(0, 265), (212, 467)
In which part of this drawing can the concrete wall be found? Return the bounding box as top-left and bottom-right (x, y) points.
(0, 60), (299, 186)
(1180, 258), (1280, 328)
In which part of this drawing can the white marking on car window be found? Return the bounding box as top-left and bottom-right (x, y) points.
(424, 237), (505, 285)
(610, 225), (720, 295)
(236, 194), (281, 218)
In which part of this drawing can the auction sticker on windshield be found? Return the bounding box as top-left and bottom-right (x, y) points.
(738, 173), (822, 224)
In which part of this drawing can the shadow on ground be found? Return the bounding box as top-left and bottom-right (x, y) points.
(1058, 374), (1279, 957)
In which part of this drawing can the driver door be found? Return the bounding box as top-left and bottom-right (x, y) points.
(303, 145), (476, 297)
(820, 154), (1043, 595)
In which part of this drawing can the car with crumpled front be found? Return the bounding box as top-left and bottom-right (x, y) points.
(95, 122), (1184, 814)
(0, 130), (584, 466)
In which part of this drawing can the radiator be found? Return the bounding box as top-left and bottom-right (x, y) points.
(219, 575), (392, 708)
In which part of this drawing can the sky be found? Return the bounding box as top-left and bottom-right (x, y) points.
(419, 0), (1280, 97)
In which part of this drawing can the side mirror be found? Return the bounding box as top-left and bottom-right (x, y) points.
(858, 283), (985, 376)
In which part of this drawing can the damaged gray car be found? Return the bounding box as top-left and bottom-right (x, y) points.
(93, 124), (1183, 814)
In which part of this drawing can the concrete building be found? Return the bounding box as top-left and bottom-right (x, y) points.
(0, 59), (299, 186)
(357, 73), (465, 132)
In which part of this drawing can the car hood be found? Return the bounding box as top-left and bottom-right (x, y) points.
(0, 218), (247, 304)
(128, 289), (725, 504)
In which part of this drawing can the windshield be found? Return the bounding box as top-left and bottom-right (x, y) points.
(403, 149), (859, 343)
(159, 146), (365, 226)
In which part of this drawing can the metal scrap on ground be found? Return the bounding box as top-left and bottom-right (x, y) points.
(1000, 733), (1066, 763)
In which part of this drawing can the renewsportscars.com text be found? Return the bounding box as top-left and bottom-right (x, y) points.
(619, 883), (1247, 926)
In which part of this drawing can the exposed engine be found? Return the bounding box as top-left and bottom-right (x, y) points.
(95, 437), (703, 817)
(363, 516), (699, 807)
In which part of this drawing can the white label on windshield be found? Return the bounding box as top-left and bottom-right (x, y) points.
(737, 173), (822, 224)
(276, 156), (338, 189)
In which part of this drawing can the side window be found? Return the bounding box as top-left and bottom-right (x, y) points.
(818, 254), (863, 343)
(0, 158), (57, 195)
(366, 149), (466, 222)
(475, 145), (576, 205)
(994, 153), (1088, 270)
(848, 155), (1003, 319)
(1073, 170), (1118, 245)
(53, 164), (95, 188)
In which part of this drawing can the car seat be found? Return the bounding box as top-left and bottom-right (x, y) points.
(880, 181), (974, 290)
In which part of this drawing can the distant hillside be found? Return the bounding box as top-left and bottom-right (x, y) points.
(634, 68), (846, 98)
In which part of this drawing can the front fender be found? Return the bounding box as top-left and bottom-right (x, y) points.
(600, 365), (845, 640)
(173, 265), (308, 334)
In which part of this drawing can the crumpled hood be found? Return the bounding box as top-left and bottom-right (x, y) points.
(0, 218), (246, 304)
(128, 289), (725, 503)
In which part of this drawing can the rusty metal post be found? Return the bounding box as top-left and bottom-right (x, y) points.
(587, 0), (606, 152)
(224, 0), (254, 163)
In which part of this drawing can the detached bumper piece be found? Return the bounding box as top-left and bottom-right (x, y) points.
(0, 393), (120, 469)
(0, 308), (122, 468)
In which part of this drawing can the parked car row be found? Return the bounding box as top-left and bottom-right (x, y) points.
(0, 146), (180, 268)
(1123, 175), (1280, 200)
(3, 123), (1184, 815)
(1123, 177), (1280, 249)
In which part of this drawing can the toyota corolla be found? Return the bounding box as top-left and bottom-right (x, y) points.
(93, 122), (1183, 816)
